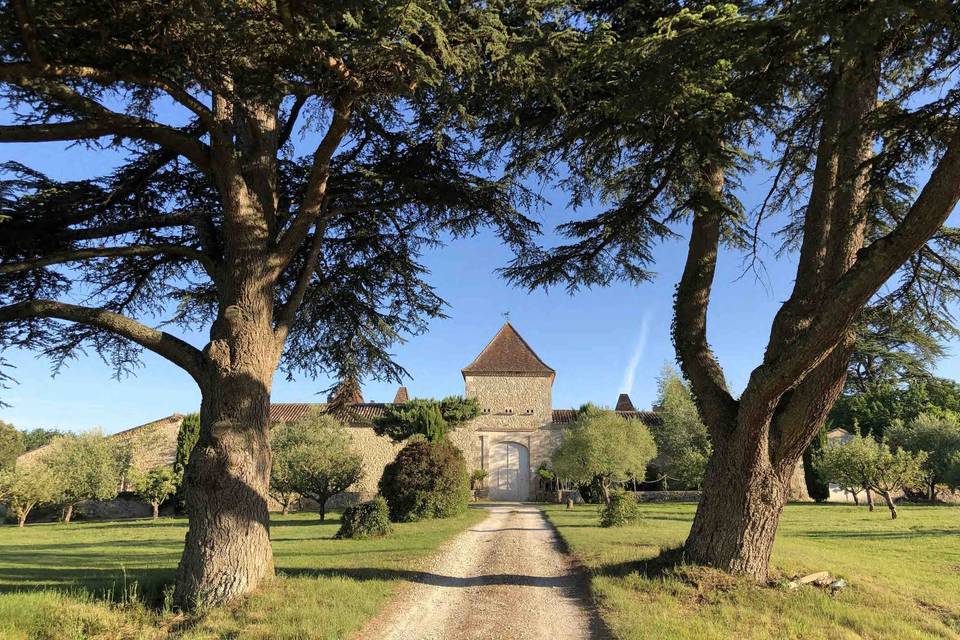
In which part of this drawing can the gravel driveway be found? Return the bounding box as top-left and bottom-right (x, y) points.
(357, 503), (606, 640)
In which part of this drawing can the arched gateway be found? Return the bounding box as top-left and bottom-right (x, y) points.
(488, 441), (530, 501)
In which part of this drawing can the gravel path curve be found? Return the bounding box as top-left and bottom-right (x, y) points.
(356, 503), (605, 640)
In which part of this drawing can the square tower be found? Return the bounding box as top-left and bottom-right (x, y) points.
(461, 322), (554, 431)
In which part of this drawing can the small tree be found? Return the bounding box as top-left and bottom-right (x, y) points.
(0, 420), (24, 469)
(653, 368), (712, 489)
(888, 414), (960, 501)
(817, 436), (926, 519)
(0, 463), (60, 527)
(269, 424), (303, 515)
(272, 410), (363, 521)
(373, 397), (480, 443)
(131, 466), (179, 519)
(47, 432), (122, 522)
(552, 405), (657, 504)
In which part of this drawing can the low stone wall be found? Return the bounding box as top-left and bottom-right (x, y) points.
(631, 490), (702, 503)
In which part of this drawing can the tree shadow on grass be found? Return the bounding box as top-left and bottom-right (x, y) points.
(0, 565), (176, 605)
(797, 528), (957, 540)
(591, 546), (688, 581)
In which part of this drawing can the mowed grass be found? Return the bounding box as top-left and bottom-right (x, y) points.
(0, 507), (487, 640)
(545, 503), (960, 640)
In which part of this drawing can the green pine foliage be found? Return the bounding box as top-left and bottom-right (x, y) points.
(802, 426), (831, 502)
(173, 414), (200, 482)
(378, 438), (469, 522)
(653, 368), (711, 489)
(373, 397), (479, 443)
(335, 496), (392, 540)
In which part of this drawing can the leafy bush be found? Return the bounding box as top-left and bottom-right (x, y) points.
(335, 496), (392, 539)
(379, 438), (469, 522)
(599, 490), (641, 527)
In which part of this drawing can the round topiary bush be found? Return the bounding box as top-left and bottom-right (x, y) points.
(378, 438), (469, 522)
(335, 496), (392, 539)
(599, 490), (641, 527)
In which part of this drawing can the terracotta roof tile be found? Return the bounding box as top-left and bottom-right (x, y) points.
(551, 408), (661, 427)
(462, 323), (555, 378)
(393, 386), (410, 403)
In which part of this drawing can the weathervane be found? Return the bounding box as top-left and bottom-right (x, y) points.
(501, 310), (511, 322)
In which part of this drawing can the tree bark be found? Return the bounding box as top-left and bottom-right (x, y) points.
(63, 503), (74, 523)
(683, 423), (792, 580)
(865, 487), (875, 511)
(880, 490), (897, 519)
(152, 502), (160, 520)
(173, 234), (280, 609)
(17, 507), (28, 528)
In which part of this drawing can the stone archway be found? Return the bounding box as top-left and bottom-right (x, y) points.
(488, 441), (530, 501)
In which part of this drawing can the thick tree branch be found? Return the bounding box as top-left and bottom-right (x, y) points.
(746, 130), (960, 409)
(672, 164), (738, 433)
(274, 226), (325, 344)
(0, 300), (208, 381)
(0, 244), (214, 274)
(273, 93), (353, 267)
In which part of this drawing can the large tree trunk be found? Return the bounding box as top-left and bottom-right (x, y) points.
(16, 507), (28, 528)
(63, 503), (74, 523)
(684, 428), (793, 580)
(865, 487), (875, 511)
(173, 242), (281, 609)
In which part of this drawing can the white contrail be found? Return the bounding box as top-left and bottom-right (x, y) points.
(620, 313), (651, 395)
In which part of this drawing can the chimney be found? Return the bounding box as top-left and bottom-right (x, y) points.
(615, 393), (636, 412)
(393, 386), (409, 404)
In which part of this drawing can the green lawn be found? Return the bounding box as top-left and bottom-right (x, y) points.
(0, 508), (487, 640)
(545, 503), (960, 640)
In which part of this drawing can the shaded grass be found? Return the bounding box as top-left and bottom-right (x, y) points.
(0, 507), (487, 639)
(544, 503), (960, 640)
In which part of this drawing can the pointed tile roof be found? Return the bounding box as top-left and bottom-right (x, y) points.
(462, 322), (555, 379)
(615, 393), (636, 412)
(393, 386), (409, 403)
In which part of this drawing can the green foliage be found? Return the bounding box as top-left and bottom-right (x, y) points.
(373, 397), (480, 443)
(0, 0), (541, 398)
(0, 421), (23, 469)
(887, 414), (960, 499)
(18, 428), (65, 453)
(653, 368), (711, 489)
(378, 438), (469, 522)
(816, 435), (926, 518)
(270, 409), (363, 520)
(599, 490), (641, 528)
(0, 463), (60, 525)
(552, 405), (657, 501)
(830, 377), (960, 440)
(46, 432), (123, 511)
(335, 496), (392, 540)
(470, 468), (489, 490)
(129, 467), (178, 517)
(802, 426), (831, 502)
(173, 414), (200, 482)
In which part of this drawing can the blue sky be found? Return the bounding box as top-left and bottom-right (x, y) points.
(3, 126), (960, 434)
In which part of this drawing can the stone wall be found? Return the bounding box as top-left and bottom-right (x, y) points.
(464, 374), (552, 431)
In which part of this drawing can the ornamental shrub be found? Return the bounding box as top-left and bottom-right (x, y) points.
(599, 490), (641, 527)
(336, 496), (392, 539)
(379, 438), (469, 522)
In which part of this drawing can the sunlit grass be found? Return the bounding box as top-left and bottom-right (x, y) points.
(0, 508), (486, 639)
(545, 503), (960, 640)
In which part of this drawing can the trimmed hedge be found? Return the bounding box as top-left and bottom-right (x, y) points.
(336, 496), (392, 539)
(379, 438), (469, 522)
